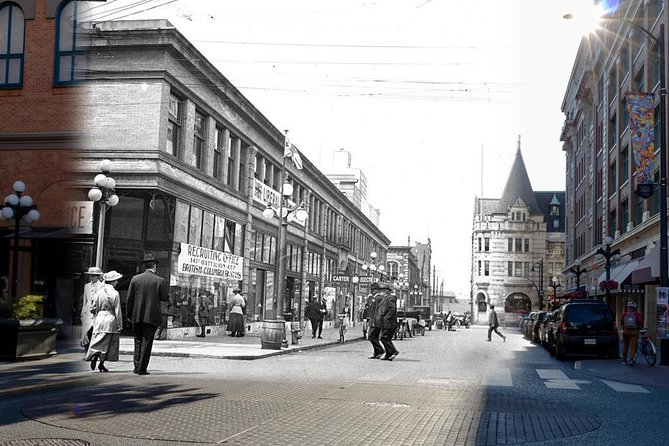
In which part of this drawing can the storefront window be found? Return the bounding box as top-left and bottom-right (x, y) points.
(109, 196), (144, 240)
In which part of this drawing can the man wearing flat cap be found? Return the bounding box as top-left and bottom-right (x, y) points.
(126, 253), (168, 375)
(376, 282), (399, 361)
(366, 282), (386, 359)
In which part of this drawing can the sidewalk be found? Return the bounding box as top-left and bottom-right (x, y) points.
(0, 322), (364, 398)
(574, 338), (669, 389)
(121, 321), (365, 359)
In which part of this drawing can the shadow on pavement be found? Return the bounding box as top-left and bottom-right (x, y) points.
(15, 382), (219, 427)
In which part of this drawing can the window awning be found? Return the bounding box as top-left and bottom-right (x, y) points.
(631, 243), (667, 285)
(596, 259), (640, 286)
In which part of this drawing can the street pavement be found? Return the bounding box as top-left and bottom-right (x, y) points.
(1, 324), (668, 445)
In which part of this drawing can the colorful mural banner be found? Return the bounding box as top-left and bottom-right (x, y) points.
(626, 92), (656, 185)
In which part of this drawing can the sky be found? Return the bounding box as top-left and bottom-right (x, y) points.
(84, 0), (599, 297)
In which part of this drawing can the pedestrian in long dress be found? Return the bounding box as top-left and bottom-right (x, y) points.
(85, 271), (123, 372)
(80, 266), (104, 352)
(228, 289), (246, 337)
(126, 253), (169, 375)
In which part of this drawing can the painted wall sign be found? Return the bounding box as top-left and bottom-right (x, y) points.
(177, 242), (243, 281)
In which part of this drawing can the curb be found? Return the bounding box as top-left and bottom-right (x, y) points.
(117, 335), (367, 360)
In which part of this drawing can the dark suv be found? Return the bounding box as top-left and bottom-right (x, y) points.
(553, 300), (618, 360)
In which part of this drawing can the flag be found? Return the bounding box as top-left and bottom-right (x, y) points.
(284, 132), (303, 170)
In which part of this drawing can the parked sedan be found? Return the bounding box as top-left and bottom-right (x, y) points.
(539, 311), (557, 347)
(523, 311), (539, 339)
(531, 311), (548, 343)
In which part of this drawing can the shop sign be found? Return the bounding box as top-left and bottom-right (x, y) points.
(332, 275), (350, 283)
(65, 201), (93, 234)
(177, 242), (243, 281)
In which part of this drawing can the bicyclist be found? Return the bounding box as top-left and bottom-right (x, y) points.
(621, 301), (644, 366)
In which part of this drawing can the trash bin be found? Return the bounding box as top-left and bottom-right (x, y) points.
(661, 338), (669, 366)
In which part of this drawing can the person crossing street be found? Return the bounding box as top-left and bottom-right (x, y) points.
(377, 282), (399, 361)
(487, 305), (506, 342)
(367, 283), (385, 359)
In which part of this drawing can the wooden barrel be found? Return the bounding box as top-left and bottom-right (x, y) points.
(261, 320), (284, 350)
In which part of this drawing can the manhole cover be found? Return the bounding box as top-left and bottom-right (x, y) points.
(0, 439), (89, 446)
(363, 401), (411, 408)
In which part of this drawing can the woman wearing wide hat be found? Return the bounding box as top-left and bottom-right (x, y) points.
(80, 266), (104, 352)
(85, 270), (123, 372)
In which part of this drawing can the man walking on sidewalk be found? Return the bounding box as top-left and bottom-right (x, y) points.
(126, 253), (169, 375)
(487, 305), (506, 342)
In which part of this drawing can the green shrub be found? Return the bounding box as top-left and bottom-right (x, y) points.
(0, 295), (44, 320)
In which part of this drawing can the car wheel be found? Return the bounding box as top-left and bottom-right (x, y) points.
(549, 344), (555, 356)
(555, 344), (566, 360)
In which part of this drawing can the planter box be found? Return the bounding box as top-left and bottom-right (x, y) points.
(0, 318), (63, 361)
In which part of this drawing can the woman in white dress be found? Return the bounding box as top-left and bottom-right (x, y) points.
(85, 270), (123, 372)
(80, 267), (104, 352)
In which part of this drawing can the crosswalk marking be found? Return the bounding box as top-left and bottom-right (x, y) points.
(602, 379), (650, 393)
(410, 368), (650, 394)
(536, 369), (569, 380)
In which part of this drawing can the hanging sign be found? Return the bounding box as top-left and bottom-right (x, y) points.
(177, 242), (243, 281)
(626, 92), (656, 198)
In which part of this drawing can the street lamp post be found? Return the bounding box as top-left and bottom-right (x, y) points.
(361, 251), (385, 284)
(531, 258), (544, 310)
(262, 180), (308, 321)
(88, 159), (120, 269)
(396, 274), (409, 312)
(549, 277), (561, 308)
(1, 181), (40, 299)
(596, 236), (622, 303)
(570, 259), (587, 290)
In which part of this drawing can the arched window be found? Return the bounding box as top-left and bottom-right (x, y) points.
(54, 0), (82, 85)
(0, 2), (25, 87)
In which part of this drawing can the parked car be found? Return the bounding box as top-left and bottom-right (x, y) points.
(518, 313), (530, 332)
(523, 311), (539, 339)
(531, 311), (548, 343)
(539, 311), (556, 347)
(544, 309), (562, 355)
(553, 300), (619, 360)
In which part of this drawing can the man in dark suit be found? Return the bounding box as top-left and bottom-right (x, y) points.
(367, 282), (386, 359)
(126, 252), (168, 375)
(377, 283), (399, 361)
(305, 297), (324, 338)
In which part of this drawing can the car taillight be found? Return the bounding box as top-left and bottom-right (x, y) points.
(560, 321), (567, 334)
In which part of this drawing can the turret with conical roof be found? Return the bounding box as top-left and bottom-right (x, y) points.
(496, 135), (541, 214)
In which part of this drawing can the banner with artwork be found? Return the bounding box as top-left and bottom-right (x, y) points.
(626, 92), (656, 196)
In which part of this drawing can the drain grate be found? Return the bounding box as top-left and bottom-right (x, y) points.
(0, 439), (90, 446)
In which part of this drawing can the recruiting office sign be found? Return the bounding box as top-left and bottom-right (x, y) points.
(177, 243), (243, 281)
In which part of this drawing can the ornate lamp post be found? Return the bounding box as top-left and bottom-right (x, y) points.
(262, 179), (308, 321)
(396, 274), (409, 312)
(570, 259), (587, 290)
(531, 258), (544, 310)
(549, 276), (561, 308)
(361, 251), (385, 283)
(595, 236), (622, 303)
(1, 181), (40, 299)
(88, 159), (119, 269)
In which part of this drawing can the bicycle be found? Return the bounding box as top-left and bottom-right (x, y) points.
(634, 328), (657, 366)
(337, 314), (347, 344)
